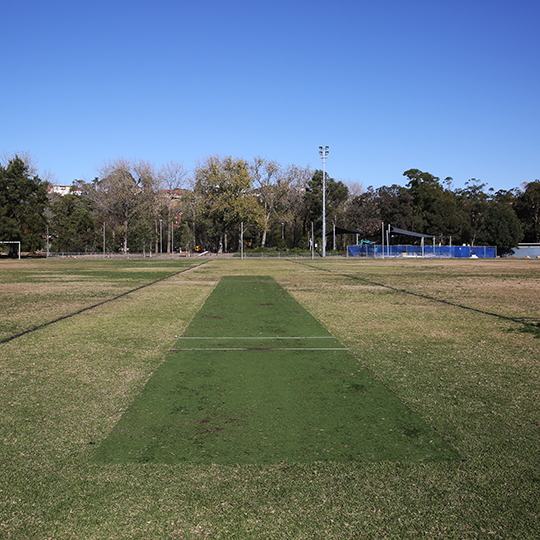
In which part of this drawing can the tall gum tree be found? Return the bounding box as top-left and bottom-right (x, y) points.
(515, 180), (540, 242)
(455, 179), (491, 246)
(403, 168), (464, 241)
(194, 155), (262, 253)
(250, 157), (289, 247)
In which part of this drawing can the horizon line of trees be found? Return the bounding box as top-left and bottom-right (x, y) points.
(1, 153), (539, 257)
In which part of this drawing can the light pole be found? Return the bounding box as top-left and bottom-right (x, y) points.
(319, 145), (329, 257)
(159, 219), (163, 258)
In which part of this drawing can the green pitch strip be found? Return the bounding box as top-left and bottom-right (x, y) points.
(92, 276), (460, 464)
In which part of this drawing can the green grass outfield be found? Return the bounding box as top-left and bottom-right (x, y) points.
(1, 257), (539, 538)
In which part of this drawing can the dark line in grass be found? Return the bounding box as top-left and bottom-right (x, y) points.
(0, 261), (209, 345)
(292, 260), (537, 329)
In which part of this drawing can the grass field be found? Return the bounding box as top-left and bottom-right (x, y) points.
(1, 257), (539, 538)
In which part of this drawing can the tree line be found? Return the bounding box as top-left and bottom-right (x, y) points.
(1, 154), (539, 257)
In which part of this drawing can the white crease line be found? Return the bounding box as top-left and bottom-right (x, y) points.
(176, 336), (336, 340)
(169, 347), (349, 351)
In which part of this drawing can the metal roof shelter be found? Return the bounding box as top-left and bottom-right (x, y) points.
(387, 225), (435, 258)
(389, 226), (435, 239)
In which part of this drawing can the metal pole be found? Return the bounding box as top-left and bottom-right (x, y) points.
(319, 146), (329, 257)
(311, 222), (314, 259)
(241, 222), (244, 260)
(381, 222), (384, 259)
(160, 219), (163, 258)
(323, 160), (326, 257)
(103, 222), (105, 258)
(46, 225), (49, 258)
(171, 219), (174, 259)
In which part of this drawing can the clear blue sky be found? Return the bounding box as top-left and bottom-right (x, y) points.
(2, 0), (539, 193)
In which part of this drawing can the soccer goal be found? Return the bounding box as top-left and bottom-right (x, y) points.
(0, 241), (21, 260)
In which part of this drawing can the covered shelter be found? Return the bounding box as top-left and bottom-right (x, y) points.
(388, 226), (436, 257)
(329, 226), (365, 250)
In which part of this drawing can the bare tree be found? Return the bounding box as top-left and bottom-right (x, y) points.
(178, 177), (202, 252)
(281, 164), (313, 248)
(88, 158), (158, 254)
(159, 161), (188, 253)
(250, 157), (287, 247)
(1, 151), (39, 176)
(344, 180), (364, 198)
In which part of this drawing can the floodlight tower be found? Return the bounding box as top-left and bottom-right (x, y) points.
(319, 145), (329, 257)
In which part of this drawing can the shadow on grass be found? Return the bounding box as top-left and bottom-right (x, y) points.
(502, 316), (540, 338)
(512, 323), (540, 339)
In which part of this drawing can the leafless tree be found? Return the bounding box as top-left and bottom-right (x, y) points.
(159, 161), (188, 252)
(89, 158), (158, 254)
(250, 157), (288, 247)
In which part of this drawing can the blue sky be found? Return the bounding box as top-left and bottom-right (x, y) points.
(2, 0), (539, 193)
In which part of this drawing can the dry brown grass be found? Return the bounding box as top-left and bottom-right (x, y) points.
(310, 258), (540, 323)
(1, 257), (540, 539)
(0, 258), (204, 341)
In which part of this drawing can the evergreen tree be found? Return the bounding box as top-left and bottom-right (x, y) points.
(0, 156), (49, 256)
(49, 194), (97, 252)
(515, 180), (540, 242)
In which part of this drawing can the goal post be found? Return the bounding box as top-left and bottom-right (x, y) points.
(0, 241), (21, 260)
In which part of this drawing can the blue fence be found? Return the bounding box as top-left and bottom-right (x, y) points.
(347, 244), (496, 258)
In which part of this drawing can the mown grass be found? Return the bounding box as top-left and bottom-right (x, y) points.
(0, 258), (203, 342)
(93, 275), (459, 465)
(1, 257), (539, 538)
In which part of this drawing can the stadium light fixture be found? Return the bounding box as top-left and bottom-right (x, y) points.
(319, 145), (329, 257)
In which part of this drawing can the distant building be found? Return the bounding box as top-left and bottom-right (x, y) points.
(48, 185), (82, 197)
(512, 243), (540, 258)
(162, 189), (183, 200)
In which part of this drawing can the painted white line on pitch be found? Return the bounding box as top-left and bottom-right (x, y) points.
(169, 347), (348, 351)
(176, 336), (336, 340)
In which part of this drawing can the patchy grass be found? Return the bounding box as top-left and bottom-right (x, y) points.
(1, 258), (539, 538)
(0, 258), (202, 341)
(311, 257), (540, 325)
